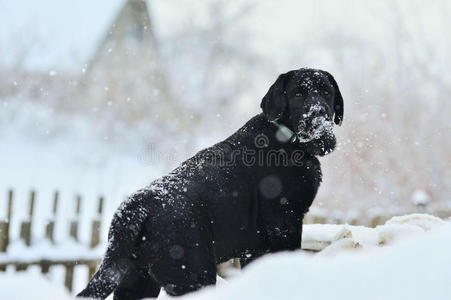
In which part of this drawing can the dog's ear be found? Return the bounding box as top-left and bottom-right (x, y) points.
(260, 72), (292, 122)
(326, 73), (344, 126)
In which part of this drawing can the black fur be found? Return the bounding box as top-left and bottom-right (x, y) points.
(77, 68), (343, 299)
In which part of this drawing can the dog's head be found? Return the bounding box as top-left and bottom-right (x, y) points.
(261, 68), (343, 156)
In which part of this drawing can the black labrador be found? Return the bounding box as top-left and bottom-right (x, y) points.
(78, 68), (343, 299)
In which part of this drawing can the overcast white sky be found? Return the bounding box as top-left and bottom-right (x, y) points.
(0, 0), (449, 72)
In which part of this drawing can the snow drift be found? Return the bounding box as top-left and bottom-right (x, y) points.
(180, 214), (451, 300)
(0, 214), (450, 300)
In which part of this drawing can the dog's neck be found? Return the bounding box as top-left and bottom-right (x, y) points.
(231, 113), (334, 157)
(270, 121), (297, 143)
(231, 114), (303, 152)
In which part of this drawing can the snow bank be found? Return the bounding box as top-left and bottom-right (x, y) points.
(0, 272), (73, 300)
(384, 213), (444, 231)
(1, 215), (449, 299)
(180, 217), (451, 300)
(302, 213), (446, 254)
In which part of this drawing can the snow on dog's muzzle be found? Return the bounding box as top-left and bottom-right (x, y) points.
(297, 104), (334, 143)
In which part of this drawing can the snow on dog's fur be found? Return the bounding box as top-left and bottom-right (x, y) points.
(78, 68), (344, 299)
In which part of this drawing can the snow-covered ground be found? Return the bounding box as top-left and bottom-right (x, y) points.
(0, 272), (74, 300)
(1, 214), (450, 300)
(190, 225), (451, 300)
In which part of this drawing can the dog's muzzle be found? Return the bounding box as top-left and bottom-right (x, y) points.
(296, 104), (334, 143)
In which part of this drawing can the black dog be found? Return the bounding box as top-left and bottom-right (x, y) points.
(78, 68), (343, 299)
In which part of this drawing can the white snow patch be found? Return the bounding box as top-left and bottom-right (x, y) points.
(179, 221), (451, 300)
(0, 272), (73, 300)
(384, 213), (444, 231)
(303, 213), (446, 254)
(0, 214), (449, 299)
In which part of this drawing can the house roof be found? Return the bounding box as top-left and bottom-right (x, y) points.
(0, 0), (219, 73)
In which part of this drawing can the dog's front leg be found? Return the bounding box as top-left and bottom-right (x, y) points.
(239, 256), (255, 269)
(265, 223), (302, 253)
(240, 224), (302, 269)
(239, 249), (267, 269)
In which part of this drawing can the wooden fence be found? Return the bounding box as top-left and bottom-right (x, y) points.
(0, 189), (105, 292)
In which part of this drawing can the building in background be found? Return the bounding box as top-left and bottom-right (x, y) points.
(85, 0), (176, 123)
(0, 0), (450, 213)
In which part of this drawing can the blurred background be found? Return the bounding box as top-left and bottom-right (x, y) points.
(0, 0), (450, 294)
(1, 0), (450, 212)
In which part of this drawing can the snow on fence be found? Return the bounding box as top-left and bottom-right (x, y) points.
(303, 202), (451, 228)
(0, 189), (104, 292)
(0, 188), (450, 292)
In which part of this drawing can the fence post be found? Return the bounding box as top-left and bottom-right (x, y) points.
(87, 196), (104, 280)
(64, 263), (75, 293)
(69, 195), (82, 241)
(370, 215), (384, 228)
(312, 215), (327, 224)
(45, 191), (59, 244)
(40, 191), (59, 274)
(20, 190), (35, 246)
(90, 196), (104, 248)
(88, 261), (99, 281)
(0, 190), (13, 271)
(17, 190), (35, 271)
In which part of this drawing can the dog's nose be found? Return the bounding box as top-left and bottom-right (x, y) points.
(314, 106), (327, 115)
(309, 105), (327, 117)
(307, 104), (333, 121)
